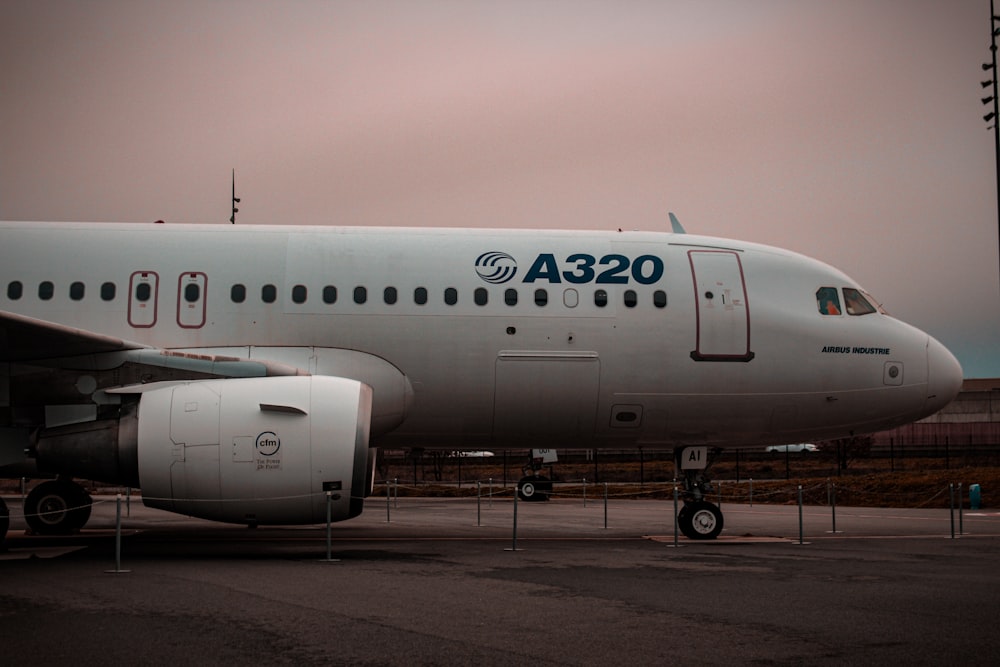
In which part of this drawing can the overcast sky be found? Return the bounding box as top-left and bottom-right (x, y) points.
(1, 1), (998, 377)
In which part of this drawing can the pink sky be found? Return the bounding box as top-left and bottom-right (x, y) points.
(1, 0), (998, 376)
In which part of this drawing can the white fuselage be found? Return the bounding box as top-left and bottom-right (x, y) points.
(0, 221), (962, 450)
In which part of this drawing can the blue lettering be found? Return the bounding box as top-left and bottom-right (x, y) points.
(562, 253), (596, 283)
(523, 253), (561, 283)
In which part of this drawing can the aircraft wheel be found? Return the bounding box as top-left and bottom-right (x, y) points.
(24, 481), (92, 535)
(0, 497), (9, 544)
(518, 476), (550, 502)
(678, 500), (723, 540)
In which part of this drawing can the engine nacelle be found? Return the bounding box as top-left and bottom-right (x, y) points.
(135, 376), (372, 525)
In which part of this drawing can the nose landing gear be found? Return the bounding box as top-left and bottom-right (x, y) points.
(675, 447), (724, 540)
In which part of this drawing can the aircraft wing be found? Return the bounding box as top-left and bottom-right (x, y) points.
(0, 309), (150, 362)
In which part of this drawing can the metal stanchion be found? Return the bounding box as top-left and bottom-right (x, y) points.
(603, 482), (608, 530)
(488, 478), (493, 508)
(320, 491), (339, 562)
(505, 490), (521, 551)
(393, 477), (398, 509)
(826, 480), (840, 534)
(949, 483), (955, 539)
(667, 482), (682, 548)
(105, 494), (130, 574)
(958, 482), (964, 536)
(476, 481), (481, 527)
(126, 487), (131, 517)
(583, 477), (587, 507)
(797, 485), (805, 545)
(386, 481), (391, 523)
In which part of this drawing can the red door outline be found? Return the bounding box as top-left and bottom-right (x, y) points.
(177, 272), (207, 329)
(688, 250), (754, 362)
(127, 271), (159, 328)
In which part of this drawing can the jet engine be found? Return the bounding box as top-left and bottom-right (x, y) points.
(33, 375), (373, 525)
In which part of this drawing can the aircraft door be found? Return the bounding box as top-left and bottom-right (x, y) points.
(688, 250), (754, 362)
(177, 272), (207, 328)
(128, 271), (159, 328)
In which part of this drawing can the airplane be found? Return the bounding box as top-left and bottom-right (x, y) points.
(0, 217), (963, 542)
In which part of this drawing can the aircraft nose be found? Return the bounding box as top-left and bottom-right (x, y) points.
(925, 335), (963, 414)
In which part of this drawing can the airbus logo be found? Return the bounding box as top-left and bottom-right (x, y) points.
(475, 251), (665, 285)
(475, 251), (518, 284)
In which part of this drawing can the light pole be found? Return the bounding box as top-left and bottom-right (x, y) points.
(984, 2), (1000, 288)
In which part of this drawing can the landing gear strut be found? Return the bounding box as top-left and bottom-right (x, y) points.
(23, 480), (93, 535)
(517, 454), (552, 501)
(675, 447), (724, 540)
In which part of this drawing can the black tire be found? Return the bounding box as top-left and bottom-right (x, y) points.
(518, 476), (550, 502)
(24, 481), (92, 535)
(678, 500), (723, 540)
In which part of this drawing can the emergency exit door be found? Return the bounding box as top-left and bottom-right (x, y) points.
(688, 250), (754, 362)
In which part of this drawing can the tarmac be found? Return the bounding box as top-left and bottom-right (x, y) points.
(2, 494), (1000, 666)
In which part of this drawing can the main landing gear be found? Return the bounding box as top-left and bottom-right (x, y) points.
(675, 446), (724, 540)
(23, 479), (93, 535)
(517, 455), (553, 502)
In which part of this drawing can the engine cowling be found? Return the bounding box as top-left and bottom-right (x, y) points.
(34, 375), (374, 525)
(137, 376), (373, 525)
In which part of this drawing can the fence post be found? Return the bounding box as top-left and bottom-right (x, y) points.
(603, 482), (608, 529)
(105, 494), (130, 574)
(797, 485), (804, 545)
(949, 483), (955, 539)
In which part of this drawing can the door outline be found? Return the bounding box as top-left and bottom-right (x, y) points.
(177, 272), (208, 329)
(688, 250), (754, 362)
(127, 271), (159, 328)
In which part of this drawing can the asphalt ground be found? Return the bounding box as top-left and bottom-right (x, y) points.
(2, 495), (999, 666)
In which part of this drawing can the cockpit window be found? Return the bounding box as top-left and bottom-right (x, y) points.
(843, 287), (877, 316)
(816, 287), (841, 315)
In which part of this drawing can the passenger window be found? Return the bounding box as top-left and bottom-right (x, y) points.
(323, 285), (337, 304)
(816, 287), (841, 316)
(7, 281), (23, 300)
(39, 281), (54, 300)
(653, 290), (667, 308)
(354, 286), (367, 304)
(843, 287), (877, 316)
(474, 287), (488, 306)
(70, 282), (85, 301)
(594, 289), (608, 308)
(504, 288), (518, 306)
(384, 287), (398, 305)
(101, 282), (116, 302)
(136, 282), (152, 302)
(414, 287), (428, 305)
(563, 288), (578, 308)
(185, 283), (201, 303)
(444, 287), (458, 306)
(261, 284), (277, 303)
(231, 284), (246, 303)
(623, 290), (637, 308)
(534, 289), (548, 307)
(291, 285), (307, 304)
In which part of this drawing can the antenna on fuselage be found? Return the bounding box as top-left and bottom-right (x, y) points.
(229, 169), (240, 224)
(668, 212), (687, 234)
